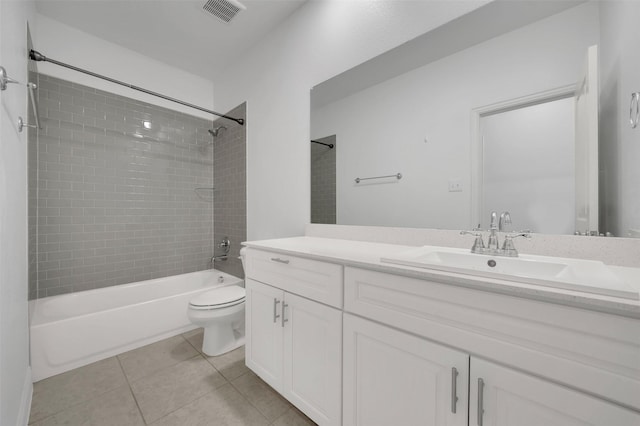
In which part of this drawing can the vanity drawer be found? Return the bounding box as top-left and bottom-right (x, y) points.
(245, 248), (343, 308)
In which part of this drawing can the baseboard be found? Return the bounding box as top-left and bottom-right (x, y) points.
(16, 366), (33, 426)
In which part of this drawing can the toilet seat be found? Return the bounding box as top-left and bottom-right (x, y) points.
(189, 285), (245, 310)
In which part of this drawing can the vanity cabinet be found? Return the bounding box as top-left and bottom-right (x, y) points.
(243, 241), (640, 426)
(343, 314), (469, 426)
(469, 358), (640, 426)
(344, 312), (640, 426)
(244, 249), (343, 426)
(344, 266), (640, 424)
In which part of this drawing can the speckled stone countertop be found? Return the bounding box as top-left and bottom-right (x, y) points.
(243, 236), (640, 319)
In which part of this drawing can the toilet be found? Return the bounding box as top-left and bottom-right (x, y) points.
(187, 285), (245, 356)
(187, 248), (247, 356)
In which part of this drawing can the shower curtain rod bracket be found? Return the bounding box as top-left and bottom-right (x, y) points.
(29, 49), (244, 126)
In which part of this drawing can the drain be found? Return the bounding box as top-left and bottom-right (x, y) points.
(487, 259), (497, 268)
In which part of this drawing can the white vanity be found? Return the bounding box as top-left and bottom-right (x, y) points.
(243, 235), (640, 426)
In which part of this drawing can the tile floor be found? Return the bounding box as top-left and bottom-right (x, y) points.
(29, 329), (316, 425)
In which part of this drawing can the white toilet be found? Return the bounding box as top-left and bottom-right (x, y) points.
(187, 247), (247, 356)
(187, 285), (245, 356)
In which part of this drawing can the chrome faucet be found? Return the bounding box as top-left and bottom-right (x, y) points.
(499, 211), (512, 232)
(461, 212), (530, 257)
(210, 236), (231, 264)
(487, 211), (500, 251)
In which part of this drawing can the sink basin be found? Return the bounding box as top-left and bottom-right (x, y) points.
(381, 246), (639, 300)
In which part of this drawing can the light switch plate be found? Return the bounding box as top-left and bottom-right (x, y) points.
(448, 179), (463, 192)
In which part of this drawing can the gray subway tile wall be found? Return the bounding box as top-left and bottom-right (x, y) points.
(212, 104), (247, 279)
(311, 135), (336, 224)
(29, 75), (245, 299)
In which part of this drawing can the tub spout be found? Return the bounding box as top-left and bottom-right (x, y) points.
(211, 254), (228, 263)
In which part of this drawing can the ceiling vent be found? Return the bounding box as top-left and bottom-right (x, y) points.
(201, 0), (246, 24)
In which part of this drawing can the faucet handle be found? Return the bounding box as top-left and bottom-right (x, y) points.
(507, 231), (532, 239)
(501, 231), (531, 255)
(499, 232), (530, 257)
(460, 230), (485, 253)
(460, 230), (482, 237)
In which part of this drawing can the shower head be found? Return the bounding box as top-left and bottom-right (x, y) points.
(208, 125), (227, 137)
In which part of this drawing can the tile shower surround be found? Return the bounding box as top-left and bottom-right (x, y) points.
(212, 103), (247, 280)
(29, 75), (245, 298)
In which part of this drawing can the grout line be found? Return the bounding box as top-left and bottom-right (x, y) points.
(181, 328), (204, 353)
(144, 388), (217, 425)
(115, 355), (148, 425)
(227, 370), (283, 422)
(28, 358), (127, 424)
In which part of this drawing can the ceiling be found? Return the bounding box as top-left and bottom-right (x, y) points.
(35, 0), (308, 81)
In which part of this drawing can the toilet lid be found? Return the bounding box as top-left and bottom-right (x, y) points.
(189, 285), (245, 309)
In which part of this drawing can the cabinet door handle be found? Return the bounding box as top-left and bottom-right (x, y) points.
(270, 257), (290, 264)
(477, 378), (485, 426)
(451, 367), (459, 413)
(273, 299), (280, 323)
(281, 302), (289, 327)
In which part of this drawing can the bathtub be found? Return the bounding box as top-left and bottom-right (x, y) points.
(29, 270), (243, 382)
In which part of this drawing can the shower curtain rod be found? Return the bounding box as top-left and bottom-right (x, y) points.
(311, 139), (334, 149)
(29, 49), (244, 126)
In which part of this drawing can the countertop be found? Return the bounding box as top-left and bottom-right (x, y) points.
(243, 236), (640, 319)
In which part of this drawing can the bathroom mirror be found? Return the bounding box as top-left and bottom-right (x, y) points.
(310, 0), (639, 238)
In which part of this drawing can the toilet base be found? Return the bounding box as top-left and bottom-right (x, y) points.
(201, 318), (245, 356)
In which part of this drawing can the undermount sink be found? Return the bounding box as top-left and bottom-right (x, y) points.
(381, 246), (639, 300)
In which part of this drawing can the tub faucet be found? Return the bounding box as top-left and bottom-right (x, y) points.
(210, 236), (231, 265)
(211, 254), (228, 263)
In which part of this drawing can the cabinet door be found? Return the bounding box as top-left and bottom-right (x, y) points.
(245, 279), (284, 392)
(283, 292), (342, 426)
(469, 358), (640, 426)
(343, 314), (469, 426)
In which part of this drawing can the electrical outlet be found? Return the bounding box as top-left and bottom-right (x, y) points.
(448, 179), (463, 192)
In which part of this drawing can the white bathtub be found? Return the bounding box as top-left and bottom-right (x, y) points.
(29, 270), (243, 382)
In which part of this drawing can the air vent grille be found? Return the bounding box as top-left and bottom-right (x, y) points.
(202, 0), (244, 24)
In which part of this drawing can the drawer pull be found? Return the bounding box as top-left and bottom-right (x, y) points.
(282, 303), (289, 327)
(451, 367), (459, 414)
(477, 378), (485, 426)
(273, 299), (281, 323)
(270, 257), (290, 264)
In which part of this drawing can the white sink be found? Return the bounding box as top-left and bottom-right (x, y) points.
(381, 246), (639, 300)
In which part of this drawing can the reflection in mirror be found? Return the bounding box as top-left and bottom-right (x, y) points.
(480, 97), (575, 234)
(310, 0), (640, 238)
(311, 136), (337, 224)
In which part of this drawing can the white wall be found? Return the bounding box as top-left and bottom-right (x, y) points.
(0, 1), (37, 424)
(599, 1), (640, 238)
(33, 14), (214, 119)
(312, 2), (599, 230)
(213, 0), (489, 240)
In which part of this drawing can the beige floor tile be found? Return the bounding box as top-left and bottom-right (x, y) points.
(150, 383), (270, 426)
(182, 328), (204, 353)
(231, 371), (291, 422)
(30, 385), (144, 426)
(118, 335), (199, 382)
(184, 329), (249, 380)
(272, 407), (317, 426)
(29, 357), (127, 423)
(130, 355), (227, 424)
(206, 346), (250, 381)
